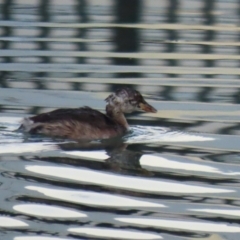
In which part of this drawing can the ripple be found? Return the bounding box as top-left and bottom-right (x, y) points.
(26, 186), (165, 208)
(13, 204), (87, 218)
(190, 208), (240, 217)
(0, 217), (28, 227)
(140, 154), (240, 176)
(0, 143), (57, 154)
(116, 217), (240, 233)
(26, 165), (234, 194)
(15, 237), (71, 240)
(126, 126), (215, 144)
(68, 227), (162, 239)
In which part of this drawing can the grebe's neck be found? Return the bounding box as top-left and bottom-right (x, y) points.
(106, 104), (129, 130)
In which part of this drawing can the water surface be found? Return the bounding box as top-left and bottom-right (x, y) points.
(1, 1), (240, 240)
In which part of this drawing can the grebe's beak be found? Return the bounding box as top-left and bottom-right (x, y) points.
(139, 101), (157, 113)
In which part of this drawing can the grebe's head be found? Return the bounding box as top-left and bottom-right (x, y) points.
(105, 88), (157, 114)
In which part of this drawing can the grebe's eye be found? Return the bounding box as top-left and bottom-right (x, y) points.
(129, 99), (137, 105)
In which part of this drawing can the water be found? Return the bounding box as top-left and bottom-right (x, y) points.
(1, 0), (240, 239)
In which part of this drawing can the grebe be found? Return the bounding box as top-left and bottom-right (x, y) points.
(19, 88), (157, 140)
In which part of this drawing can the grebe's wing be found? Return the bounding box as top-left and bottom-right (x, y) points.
(29, 107), (108, 124)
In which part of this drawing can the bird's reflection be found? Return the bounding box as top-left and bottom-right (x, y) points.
(57, 138), (152, 177)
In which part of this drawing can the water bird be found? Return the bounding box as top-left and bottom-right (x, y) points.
(19, 88), (157, 140)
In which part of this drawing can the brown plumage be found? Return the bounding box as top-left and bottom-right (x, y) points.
(19, 88), (157, 141)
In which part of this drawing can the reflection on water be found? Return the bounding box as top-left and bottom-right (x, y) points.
(14, 204), (87, 218)
(25, 165), (233, 194)
(1, 0), (240, 240)
(25, 186), (166, 208)
(0, 217), (28, 228)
